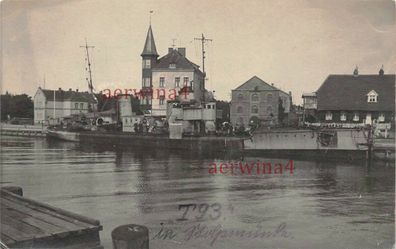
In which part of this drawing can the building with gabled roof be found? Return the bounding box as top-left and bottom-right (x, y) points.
(34, 87), (97, 124)
(134, 24), (216, 135)
(140, 25), (205, 117)
(313, 69), (395, 126)
(230, 76), (292, 128)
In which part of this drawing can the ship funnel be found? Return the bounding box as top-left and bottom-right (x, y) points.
(118, 95), (133, 117)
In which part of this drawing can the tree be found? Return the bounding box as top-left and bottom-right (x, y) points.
(95, 93), (143, 115)
(215, 100), (230, 122)
(1, 93), (34, 120)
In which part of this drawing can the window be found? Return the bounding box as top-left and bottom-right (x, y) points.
(80, 103), (84, 109)
(75, 103), (78, 109)
(169, 63), (176, 69)
(175, 77), (180, 88)
(159, 96), (165, 105)
(368, 95), (377, 102)
(190, 80), (194, 91)
(238, 93), (243, 101)
(267, 93), (273, 102)
(367, 90), (378, 103)
(353, 112), (359, 121)
(251, 105), (258, 113)
(325, 112), (332, 121)
(340, 112), (346, 121)
(267, 106), (273, 114)
(159, 77), (165, 87)
(237, 106), (243, 113)
(183, 77), (189, 86)
(378, 113), (385, 122)
(142, 78), (150, 87)
(251, 93), (259, 102)
(207, 105), (211, 109)
(143, 59), (151, 69)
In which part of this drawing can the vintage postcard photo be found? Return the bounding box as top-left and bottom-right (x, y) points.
(0, 0), (395, 248)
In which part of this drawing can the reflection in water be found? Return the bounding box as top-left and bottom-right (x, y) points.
(0, 136), (394, 249)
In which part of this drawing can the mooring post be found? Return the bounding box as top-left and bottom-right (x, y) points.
(366, 125), (373, 167)
(112, 224), (149, 249)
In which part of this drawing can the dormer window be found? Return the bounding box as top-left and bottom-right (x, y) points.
(367, 90), (378, 103)
(169, 63), (176, 69)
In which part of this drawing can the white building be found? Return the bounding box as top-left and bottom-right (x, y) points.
(140, 25), (205, 116)
(34, 87), (97, 124)
(151, 48), (205, 116)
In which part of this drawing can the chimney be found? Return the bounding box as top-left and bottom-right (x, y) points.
(168, 48), (173, 54)
(76, 89), (79, 92)
(353, 66), (359, 77)
(178, 48), (186, 57)
(69, 88), (72, 91)
(58, 87), (62, 91)
(379, 65), (384, 76)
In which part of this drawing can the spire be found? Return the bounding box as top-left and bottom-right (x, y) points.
(353, 65), (359, 77)
(379, 65), (384, 76)
(141, 25), (159, 57)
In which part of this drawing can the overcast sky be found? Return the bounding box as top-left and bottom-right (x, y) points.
(1, 0), (395, 104)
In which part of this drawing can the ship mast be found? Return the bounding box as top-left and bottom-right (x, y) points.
(80, 39), (97, 112)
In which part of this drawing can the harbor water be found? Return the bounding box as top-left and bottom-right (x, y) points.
(0, 136), (394, 249)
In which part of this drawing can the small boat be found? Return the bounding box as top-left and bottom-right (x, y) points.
(47, 129), (80, 142)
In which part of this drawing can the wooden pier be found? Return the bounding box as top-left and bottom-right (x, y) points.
(0, 124), (47, 137)
(0, 187), (103, 249)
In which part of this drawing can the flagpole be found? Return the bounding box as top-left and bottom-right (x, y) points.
(53, 90), (56, 121)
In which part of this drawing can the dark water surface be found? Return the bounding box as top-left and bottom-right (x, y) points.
(1, 136), (394, 249)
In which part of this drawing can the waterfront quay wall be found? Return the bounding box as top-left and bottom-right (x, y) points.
(0, 123), (47, 137)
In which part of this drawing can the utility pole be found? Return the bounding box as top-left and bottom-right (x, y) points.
(194, 33), (212, 75)
(194, 34), (212, 103)
(171, 38), (177, 49)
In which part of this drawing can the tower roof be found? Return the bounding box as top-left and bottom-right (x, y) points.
(141, 25), (159, 57)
